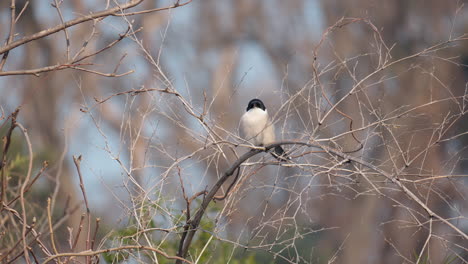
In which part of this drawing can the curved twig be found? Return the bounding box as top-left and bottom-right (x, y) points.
(42, 245), (193, 264)
(213, 167), (241, 201)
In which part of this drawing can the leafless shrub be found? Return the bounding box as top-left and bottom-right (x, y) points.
(1, 1), (467, 264)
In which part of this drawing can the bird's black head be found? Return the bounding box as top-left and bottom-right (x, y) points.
(246, 99), (266, 111)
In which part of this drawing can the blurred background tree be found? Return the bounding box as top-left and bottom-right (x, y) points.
(0, 0), (467, 263)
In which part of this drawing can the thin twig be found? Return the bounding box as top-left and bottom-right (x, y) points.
(73, 155), (90, 214)
(90, 218), (100, 250)
(7, 161), (48, 206)
(72, 214), (86, 251)
(14, 1), (29, 24)
(0, 0), (144, 55)
(72, 155), (91, 261)
(114, 0), (193, 16)
(16, 122), (34, 264)
(47, 198), (59, 256)
(213, 167), (240, 201)
(52, 0), (71, 60)
(0, 0), (16, 70)
(0, 219), (35, 263)
(2, 205), (53, 257)
(0, 108), (20, 210)
(42, 245), (194, 264)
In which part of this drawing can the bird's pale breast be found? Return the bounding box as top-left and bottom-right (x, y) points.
(240, 108), (270, 146)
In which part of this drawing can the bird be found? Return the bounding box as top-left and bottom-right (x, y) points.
(239, 98), (288, 161)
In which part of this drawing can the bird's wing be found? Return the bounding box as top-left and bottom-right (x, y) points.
(239, 114), (246, 138)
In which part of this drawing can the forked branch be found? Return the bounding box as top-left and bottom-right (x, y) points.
(175, 140), (468, 262)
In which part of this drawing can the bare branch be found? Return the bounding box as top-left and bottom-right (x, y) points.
(0, 0), (144, 55)
(42, 245), (194, 264)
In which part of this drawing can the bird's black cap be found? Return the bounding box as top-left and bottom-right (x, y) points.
(246, 98), (266, 111)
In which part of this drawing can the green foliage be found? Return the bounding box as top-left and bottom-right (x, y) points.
(103, 250), (130, 263)
(413, 251), (460, 264)
(100, 199), (261, 264)
(9, 153), (29, 172)
(4, 153), (29, 186)
(442, 254), (461, 264)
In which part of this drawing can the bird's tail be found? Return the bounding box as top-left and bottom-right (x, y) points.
(271, 145), (290, 161)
